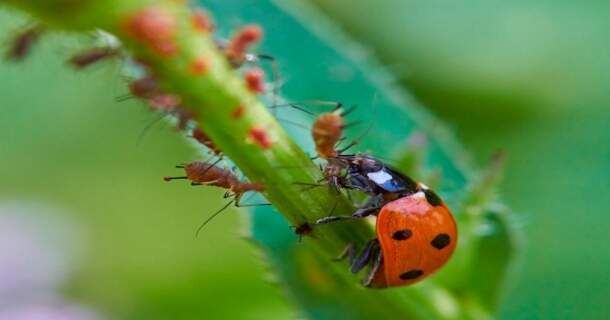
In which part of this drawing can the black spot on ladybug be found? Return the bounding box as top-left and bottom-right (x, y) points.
(423, 189), (442, 206)
(392, 229), (413, 240)
(431, 233), (451, 250)
(400, 269), (423, 280)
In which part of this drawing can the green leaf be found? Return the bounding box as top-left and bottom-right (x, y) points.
(201, 0), (516, 319)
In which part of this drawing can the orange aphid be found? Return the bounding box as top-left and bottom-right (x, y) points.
(312, 110), (344, 159)
(189, 55), (209, 75)
(164, 161), (264, 204)
(164, 161), (266, 233)
(244, 68), (265, 93)
(191, 9), (215, 33)
(225, 25), (262, 66)
(192, 128), (221, 155)
(248, 126), (273, 149)
(124, 6), (178, 57)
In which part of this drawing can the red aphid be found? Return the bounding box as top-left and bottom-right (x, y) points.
(244, 68), (265, 93)
(248, 126), (273, 149)
(129, 76), (159, 98)
(191, 9), (215, 33)
(6, 25), (44, 61)
(174, 107), (196, 130)
(225, 25), (262, 66)
(148, 94), (181, 111)
(67, 47), (120, 69)
(189, 55), (209, 75)
(231, 104), (246, 119)
(164, 161), (264, 203)
(124, 6), (178, 57)
(192, 128), (222, 155)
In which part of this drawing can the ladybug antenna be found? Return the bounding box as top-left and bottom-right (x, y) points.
(195, 199), (235, 237)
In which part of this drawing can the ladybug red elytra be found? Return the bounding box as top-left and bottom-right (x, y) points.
(330, 185), (457, 288)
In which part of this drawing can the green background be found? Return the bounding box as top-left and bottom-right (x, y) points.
(0, 0), (608, 319)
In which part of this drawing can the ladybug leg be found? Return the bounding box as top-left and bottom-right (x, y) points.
(362, 244), (383, 287)
(332, 243), (356, 263)
(315, 194), (384, 225)
(352, 194), (384, 218)
(350, 239), (378, 274)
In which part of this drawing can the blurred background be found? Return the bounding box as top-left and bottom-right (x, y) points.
(0, 0), (608, 319)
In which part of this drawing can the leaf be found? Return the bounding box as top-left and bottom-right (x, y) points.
(199, 0), (516, 319)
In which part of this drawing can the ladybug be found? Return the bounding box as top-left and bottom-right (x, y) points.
(343, 186), (457, 288)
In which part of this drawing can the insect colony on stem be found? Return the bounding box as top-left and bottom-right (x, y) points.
(5, 6), (457, 289)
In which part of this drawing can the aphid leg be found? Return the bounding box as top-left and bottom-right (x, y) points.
(362, 244), (383, 287)
(350, 239), (378, 274)
(195, 198), (235, 236)
(234, 193), (271, 207)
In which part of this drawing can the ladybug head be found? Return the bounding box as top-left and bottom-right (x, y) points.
(351, 155), (383, 173)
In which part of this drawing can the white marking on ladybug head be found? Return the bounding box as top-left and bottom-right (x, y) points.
(412, 191), (426, 199)
(366, 170), (392, 185)
(418, 183), (429, 190)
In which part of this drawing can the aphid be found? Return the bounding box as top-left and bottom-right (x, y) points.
(189, 55), (209, 75)
(191, 128), (222, 156)
(244, 68), (265, 93)
(67, 47), (120, 69)
(191, 9), (215, 33)
(342, 190), (457, 288)
(6, 24), (44, 61)
(123, 6), (178, 57)
(224, 25), (263, 67)
(247, 126), (273, 149)
(164, 161), (266, 233)
(311, 103), (360, 159)
(292, 222), (314, 242)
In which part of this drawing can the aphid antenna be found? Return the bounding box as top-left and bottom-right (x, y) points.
(336, 94), (379, 155)
(246, 53), (282, 108)
(136, 112), (169, 146)
(270, 100), (343, 115)
(275, 116), (310, 130)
